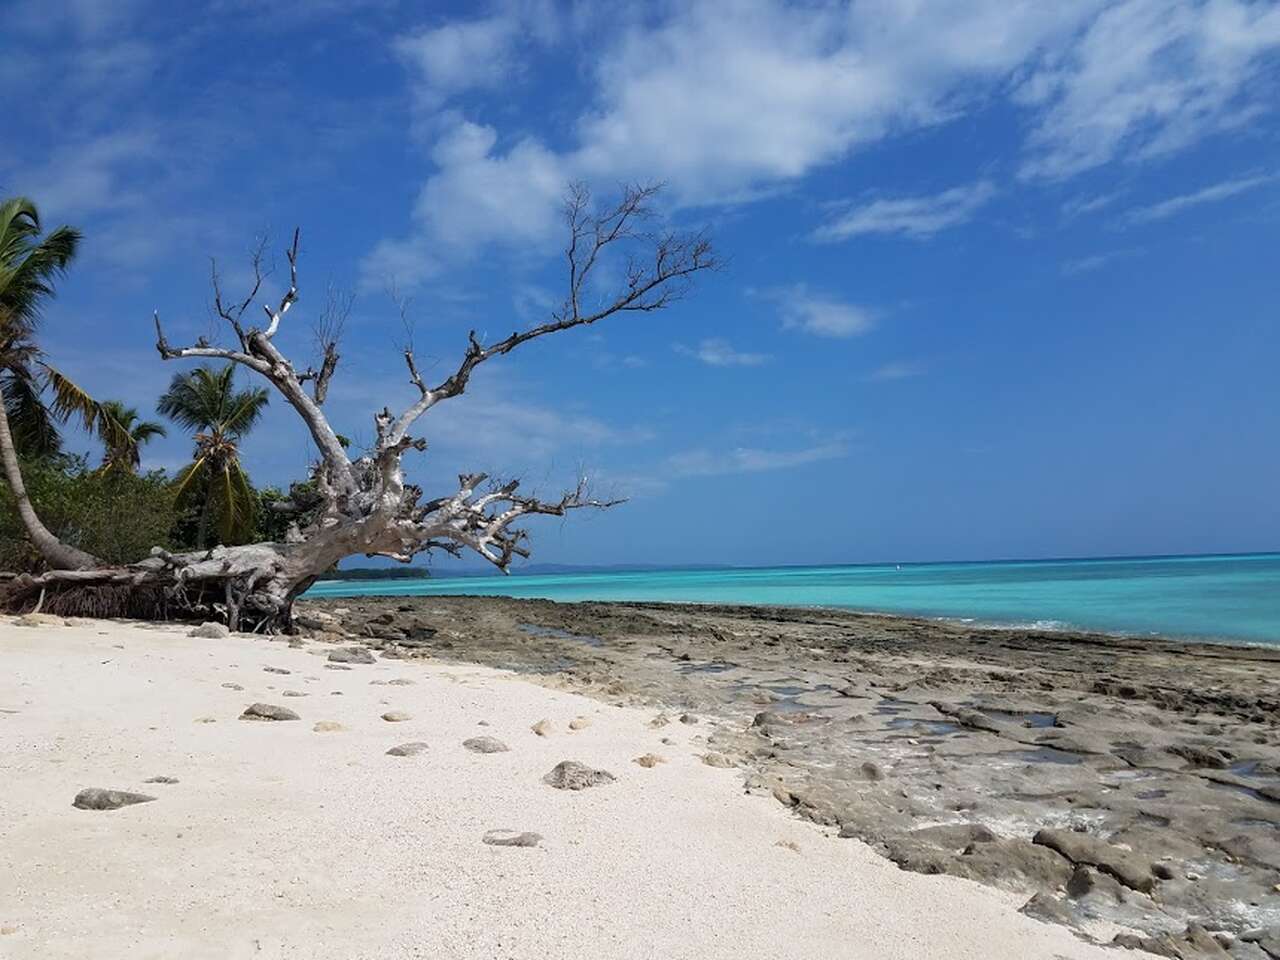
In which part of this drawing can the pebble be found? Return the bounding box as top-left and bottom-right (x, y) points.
(568, 716), (592, 731)
(382, 710), (411, 722)
(264, 666), (290, 675)
(543, 760), (616, 790)
(679, 713), (698, 725)
(387, 741), (429, 756)
(463, 736), (511, 754)
(73, 787), (156, 811)
(313, 721), (345, 732)
(144, 776), (179, 784)
(482, 830), (542, 848)
(240, 703), (300, 722)
(388, 678), (416, 686)
(282, 690), (308, 698)
(325, 663), (352, 671)
(328, 647), (375, 665)
(221, 682), (244, 690)
(634, 753), (666, 768)
(531, 718), (553, 737)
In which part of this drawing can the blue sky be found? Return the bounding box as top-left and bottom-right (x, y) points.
(3, 0), (1279, 568)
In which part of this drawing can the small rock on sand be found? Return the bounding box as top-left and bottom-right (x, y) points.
(568, 716), (592, 731)
(543, 760), (616, 790)
(328, 647), (375, 665)
(313, 721), (345, 732)
(382, 710), (411, 722)
(194, 716), (217, 723)
(388, 678), (416, 686)
(73, 788), (156, 811)
(325, 663), (352, 671)
(221, 682), (243, 690)
(189, 622), (229, 639)
(649, 713), (671, 728)
(282, 690), (308, 697)
(679, 713), (698, 725)
(240, 703), (300, 722)
(634, 753), (666, 768)
(463, 736), (510, 754)
(483, 830), (542, 848)
(264, 666), (290, 675)
(531, 718), (553, 737)
(702, 752), (734, 768)
(144, 776), (179, 784)
(387, 741), (429, 756)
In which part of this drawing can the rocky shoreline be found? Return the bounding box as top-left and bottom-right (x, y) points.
(299, 594), (1280, 959)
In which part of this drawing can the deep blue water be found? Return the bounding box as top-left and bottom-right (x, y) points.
(306, 553), (1280, 645)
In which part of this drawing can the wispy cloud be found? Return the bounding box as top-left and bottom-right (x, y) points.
(867, 361), (925, 382)
(674, 338), (770, 367)
(1123, 172), (1278, 224)
(765, 285), (875, 339)
(1061, 189), (1127, 220)
(814, 181), (996, 242)
(1060, 247), (1144, 275)
(666, 440), (850, 478)
(1019, 0), (1280, 180)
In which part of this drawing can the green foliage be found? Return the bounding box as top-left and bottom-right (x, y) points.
(158, 363), (270, 548)
(0, 454), (177, 573)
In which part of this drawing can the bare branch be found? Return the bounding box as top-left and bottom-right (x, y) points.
(261, 228), (299, 338)
(382, 183), (716, 448)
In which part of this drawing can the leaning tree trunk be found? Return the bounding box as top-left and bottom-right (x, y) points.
(0, 392), (100, 571)
(0, 185), (715, 631)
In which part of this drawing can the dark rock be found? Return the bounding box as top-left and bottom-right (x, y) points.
(1034, 827), (1155, 893)
(264, 666), (290, 675)
(221, 682), (243, 690)
(189, 622), (228, 639)
(387, 741), (429, 756)
(1168, 743), (1231, 769)
(240, 702), (300, 722)
(543, 760), (616, 790)
(860, 760), (884, 781)
(482, 829), (542, 847)
(1066, 864), (1126, 902)
(463, 736), (510, 754)
(144, 776), (179, 784)
(73, 788), (156, 810)
(328, 646), (375, 665)
(1019, 892), (1079, 927)
(679, 713), (698, 724)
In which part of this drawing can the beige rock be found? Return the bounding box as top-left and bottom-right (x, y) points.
(531, 718), (553, 737)
(382, 710), (411, 722)
(634, 753), (666, 768)
(568, 716), (592, 731)
(313, 721), (345, 732)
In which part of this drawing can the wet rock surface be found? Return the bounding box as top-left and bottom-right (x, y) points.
(302, 594), (1280, 955)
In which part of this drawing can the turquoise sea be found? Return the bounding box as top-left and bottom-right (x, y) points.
(307, 552), (1280, 645)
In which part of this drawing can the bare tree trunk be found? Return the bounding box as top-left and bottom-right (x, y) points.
(0, 185), (716, 629)
(0, 390), (99, 570)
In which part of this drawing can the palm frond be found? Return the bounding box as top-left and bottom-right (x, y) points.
(1, 367), (61, 457)
(221, 386), (270, 438)
(171, 457), (211, 505)
(214, 459), (257, 544)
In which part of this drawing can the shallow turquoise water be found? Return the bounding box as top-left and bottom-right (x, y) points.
(307, 553), (1280, 645)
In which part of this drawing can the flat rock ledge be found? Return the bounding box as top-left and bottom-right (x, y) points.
(189, 622), (229, 639)
(482, 830), (543, 848)
(240, 703), (300, 722)
(463, 736), (510, 754)
(1032, 828), (1155, 894)
(73, 788), (156, 811)
(542, 760), (616, 791)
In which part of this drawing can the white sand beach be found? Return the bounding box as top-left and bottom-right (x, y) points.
(0, 617), (1144, 959)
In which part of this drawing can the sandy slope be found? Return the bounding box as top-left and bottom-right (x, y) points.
(0, 617), (1141, 959)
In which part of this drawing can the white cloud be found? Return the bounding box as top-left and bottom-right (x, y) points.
(393, 3), (558, 113)
(1123, 171), (1277, 223)
(1019, 0), (1280, 180)
(375, 1), (1106, 284)
(767, 285), (875, 339)
(666, 440), (850, 478)
(675, 338), (770, 367)
(1060, 189), (1128, 220)
(1060, 247), (1144, 275)
(815, 180), (996, 241)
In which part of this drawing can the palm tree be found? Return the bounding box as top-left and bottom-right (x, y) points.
(158, 364), (269, 549)
(0, 196), (129, 570)
(97, 400), (166, 475)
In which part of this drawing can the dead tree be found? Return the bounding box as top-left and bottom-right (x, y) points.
(1, 184), (715, 631)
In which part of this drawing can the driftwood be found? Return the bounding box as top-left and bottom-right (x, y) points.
(2, 184), (715, 631)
